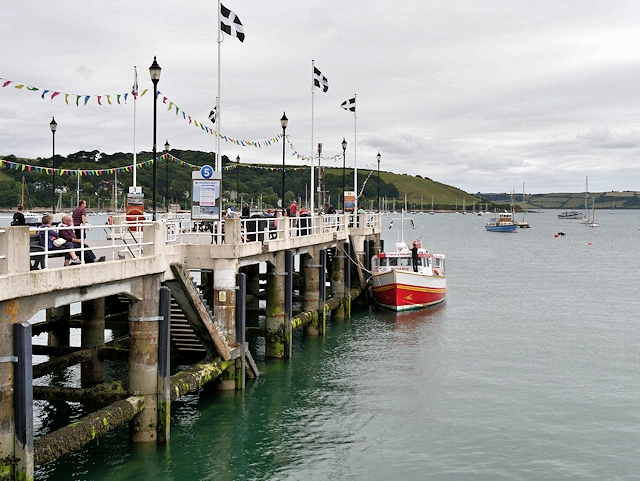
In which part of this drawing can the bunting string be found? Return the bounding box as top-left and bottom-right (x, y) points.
(1, 154), (311, 177)
(0, 75), (148, 105)
(358, 169), (375, 198)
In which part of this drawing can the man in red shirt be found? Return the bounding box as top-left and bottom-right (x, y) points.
(289, 201), (298, 216)
(72, 199), (87, 239)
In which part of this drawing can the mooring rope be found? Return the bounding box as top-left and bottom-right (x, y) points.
(336, 241), (374, 276)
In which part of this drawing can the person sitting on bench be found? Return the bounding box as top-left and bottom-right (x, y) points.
(59, 215), (105, 263)
(38, 215), (81, 266)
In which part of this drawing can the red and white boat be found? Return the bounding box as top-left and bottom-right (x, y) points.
(371, 212), (446, 311)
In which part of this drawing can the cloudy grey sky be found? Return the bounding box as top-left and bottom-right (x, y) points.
(2, 0), (640, 193)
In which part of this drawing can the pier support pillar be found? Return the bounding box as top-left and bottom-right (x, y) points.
(344, 242), (352, 318)
(319, 249), (327, 335)
(265, 252), (288, 358)
(81, 298), (105, 388)
(157, 288), (171, 444)
(128, 274), (161, 443)
(213, 259), (239, 344)
(46, 305), (70, 348)
(0, 300), (17, 479)
(330, 247), (346, 320)
(302, 247), (320, 336)
(245, 264), (260, 310)
(235, 273), (246, 391)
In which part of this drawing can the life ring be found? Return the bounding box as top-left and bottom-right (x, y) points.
(107, 216), (113, 225)
(433, 269), (440, 276)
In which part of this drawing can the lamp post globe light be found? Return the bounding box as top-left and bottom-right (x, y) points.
(280, 112), (288, 216)
(164, 140), (170, 212)
(236, 155), (240, 210)
(50, 117), (57, 214)
(377, 152), (381, 213)
(149, 56), (161, 221)
(341, 138), (347, 212)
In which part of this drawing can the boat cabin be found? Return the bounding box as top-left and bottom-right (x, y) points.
(372, 242), (445, 277)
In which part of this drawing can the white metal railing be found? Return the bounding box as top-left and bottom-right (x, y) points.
(240, 216), (281, 244)
(30, 221), (153, 269)
(165, 218), (225, 245)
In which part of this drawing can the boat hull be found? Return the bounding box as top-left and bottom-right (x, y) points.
(485, 224), (517, 232)
(372, 269), (446, 311)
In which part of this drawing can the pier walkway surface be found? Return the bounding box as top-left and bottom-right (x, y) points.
(0, 212), (381, 480)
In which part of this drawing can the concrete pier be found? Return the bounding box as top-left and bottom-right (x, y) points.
(0, 213), (381, 477)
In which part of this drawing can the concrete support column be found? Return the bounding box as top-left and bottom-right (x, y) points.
(213, 258), (239, 344)
(245, 264), (260, 310)
(46, 305), (70, 347)
(344, 242), (352, 319)
(81, 298), (105, 388)
(0, 300), (18, 478)
(128, 275), (161, 443)
(330, 247), (346, 320)
(302, 247), (320, 336)
(265, 252), (288, 358)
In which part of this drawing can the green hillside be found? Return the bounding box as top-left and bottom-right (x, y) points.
(0, 150), (494, 211)
(481, 192), (640, 210)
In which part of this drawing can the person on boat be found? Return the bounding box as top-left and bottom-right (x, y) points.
(411, 241), (419, 272)
(242, 203), (250, 218)
(11, 205), (25, 226)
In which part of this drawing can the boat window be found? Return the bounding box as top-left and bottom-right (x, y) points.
(423, 258), (430, 267)
(380, 258), (387, 266)
(389, 258), (398, 266)
(398, 257), (409, 267)
(433, 258), (441, 268)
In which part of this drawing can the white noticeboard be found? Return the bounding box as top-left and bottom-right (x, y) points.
(191, 166), (222, 221)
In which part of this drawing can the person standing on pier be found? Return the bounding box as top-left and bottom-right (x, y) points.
(11, 205), (25, 226)
(73, 199), (87, 239)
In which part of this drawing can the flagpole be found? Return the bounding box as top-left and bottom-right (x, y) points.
(217, 0), (222, 171)
(133, 66), (138, 188)
(353, 93), (357, 213)
(310, 59), (315, 215)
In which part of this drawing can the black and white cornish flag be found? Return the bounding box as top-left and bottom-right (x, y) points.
(313, 67), (329, 92)
(208, 106), (217, 124)
(341, 97), (356, 112)
(221, 4), (245, 42)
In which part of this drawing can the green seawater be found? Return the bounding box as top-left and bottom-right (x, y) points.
(37, 211), (640, 480)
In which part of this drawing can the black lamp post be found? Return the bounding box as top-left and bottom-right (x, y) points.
(280, 112), (288, 216)
(377, 152), (381, 213)
(164, 140), (170, 212)
(341, 138), (347, 212)
(149, 56), (161, 221)
(50, 117), (57, 214)
(235, 155), (240, 210)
